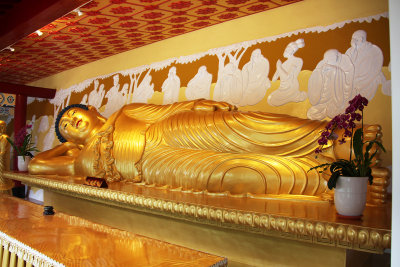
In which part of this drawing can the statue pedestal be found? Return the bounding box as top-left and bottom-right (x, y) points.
(4, 171), (392, 267)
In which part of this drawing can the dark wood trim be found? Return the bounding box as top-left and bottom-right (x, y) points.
(0, 0), (89, 50)
(0, 82), (55, 98)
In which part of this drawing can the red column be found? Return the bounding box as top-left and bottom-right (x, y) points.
(13, 94), (27, 178)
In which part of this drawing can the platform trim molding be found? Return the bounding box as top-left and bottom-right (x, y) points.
(0, 230), (65, 267)
(4, 172), (391, 254)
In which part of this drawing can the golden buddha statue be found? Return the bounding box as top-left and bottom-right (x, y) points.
(28, 99), (388, 203)
(0, 121), (13, 191)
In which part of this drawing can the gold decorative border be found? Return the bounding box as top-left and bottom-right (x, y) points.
(0, 230), (65, 267)
(4, 172), (391, 254)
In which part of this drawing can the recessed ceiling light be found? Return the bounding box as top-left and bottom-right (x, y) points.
(74, 8), (83, 16)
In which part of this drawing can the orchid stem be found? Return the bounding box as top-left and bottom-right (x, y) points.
(350, 127), (353, 162)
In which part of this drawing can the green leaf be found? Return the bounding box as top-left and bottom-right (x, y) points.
(308, 163), (332, 173)
(6, 137), (22, 156)
(366, 168), (373, 185)
(327, 171), (340, 190)
(353, 128), (363, 162)
(368, 140), (386, 153)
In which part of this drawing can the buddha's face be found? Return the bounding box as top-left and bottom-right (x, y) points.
(351, 30), (366, 48)
(59, 107), (102, 144)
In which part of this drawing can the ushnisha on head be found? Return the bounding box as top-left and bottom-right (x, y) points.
(55, 104), (106, 145)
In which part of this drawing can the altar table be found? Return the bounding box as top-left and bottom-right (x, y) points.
(2, 171), (392, 267)
(0, 194), (227, 267)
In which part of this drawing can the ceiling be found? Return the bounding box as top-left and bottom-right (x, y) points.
(0, 0), (301, 85)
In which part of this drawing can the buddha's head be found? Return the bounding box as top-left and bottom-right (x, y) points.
(55, 104), (106, 145)
(284, 38), (305, 58)
(351, 30), (367, 49)
(251, 49), (261, 61)
(323, 49), (341, 66)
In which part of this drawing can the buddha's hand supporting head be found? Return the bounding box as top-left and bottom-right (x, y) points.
(56, 104), (106, 145)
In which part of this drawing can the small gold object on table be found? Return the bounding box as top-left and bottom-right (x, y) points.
(84, 176), (108, 188)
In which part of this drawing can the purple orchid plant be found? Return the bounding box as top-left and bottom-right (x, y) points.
(310, 94), (386, 189)
(7, 125), (39, 159)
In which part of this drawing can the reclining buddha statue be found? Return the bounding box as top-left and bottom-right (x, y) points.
(28, 99), (388, 203)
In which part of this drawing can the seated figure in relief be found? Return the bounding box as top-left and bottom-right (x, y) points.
(307, 49), (355, 120)
(268, 39), (307, 106)
(345, 30), (387, 101)
(28, 99), (388, 203)
(185, 66), (212, 101)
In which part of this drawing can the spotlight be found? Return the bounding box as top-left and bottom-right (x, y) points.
(74, 8), (83, 16)
(36, 30), (43, 36)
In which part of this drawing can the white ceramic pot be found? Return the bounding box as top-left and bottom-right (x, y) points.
(17, 156), (31, 172)
(334, 176), (368, 216)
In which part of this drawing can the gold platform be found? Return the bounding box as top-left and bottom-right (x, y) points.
(0, 194), (227, 267)
(2, 171), (392, 266)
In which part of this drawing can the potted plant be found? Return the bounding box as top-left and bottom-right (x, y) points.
(7, 124), (39, 171)
(310, 94), (385, 217)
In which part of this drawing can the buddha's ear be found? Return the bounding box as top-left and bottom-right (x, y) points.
(87, 105), (107, 123)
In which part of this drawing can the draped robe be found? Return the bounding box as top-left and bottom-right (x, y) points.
(74, 101), (331, 196)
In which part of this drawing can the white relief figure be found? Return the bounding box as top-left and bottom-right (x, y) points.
(87, 80), (105, 109)
(268, 39), (307, 106)
(40, 116), (57, 151)
(132, 74), (154, 103)
(103, 75), (128, 118)
(240, 49), (271, 106)
(37, 116), (52, 151)
(212, 47), (247, 105)
(307, 49), (355, 120)
(79, 80), (105, 109)
(185, 66), (212, 100)
(80, 94), (88, 105)
(381, 61), (391, 96)
(126, 68), (150, 104)
(38, 115), (49, 134)
(29, 115), (38, 149)
(213, 63), (243, 105)
(345, 30), (387, 100)
(162, 67), (181, 104)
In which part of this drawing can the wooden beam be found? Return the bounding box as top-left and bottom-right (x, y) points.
(0, 0), (89, 50)
(0, 82), (55, 98)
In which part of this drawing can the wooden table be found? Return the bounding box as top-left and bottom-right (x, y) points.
(0, 194), (227, 267)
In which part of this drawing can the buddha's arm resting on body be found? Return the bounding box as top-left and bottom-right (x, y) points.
(29, 142), (81, 176)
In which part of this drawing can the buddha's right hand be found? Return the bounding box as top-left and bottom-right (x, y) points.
(193, 99), (236, 111)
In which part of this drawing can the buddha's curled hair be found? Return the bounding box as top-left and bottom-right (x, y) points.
(55, 104), (89, 143)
